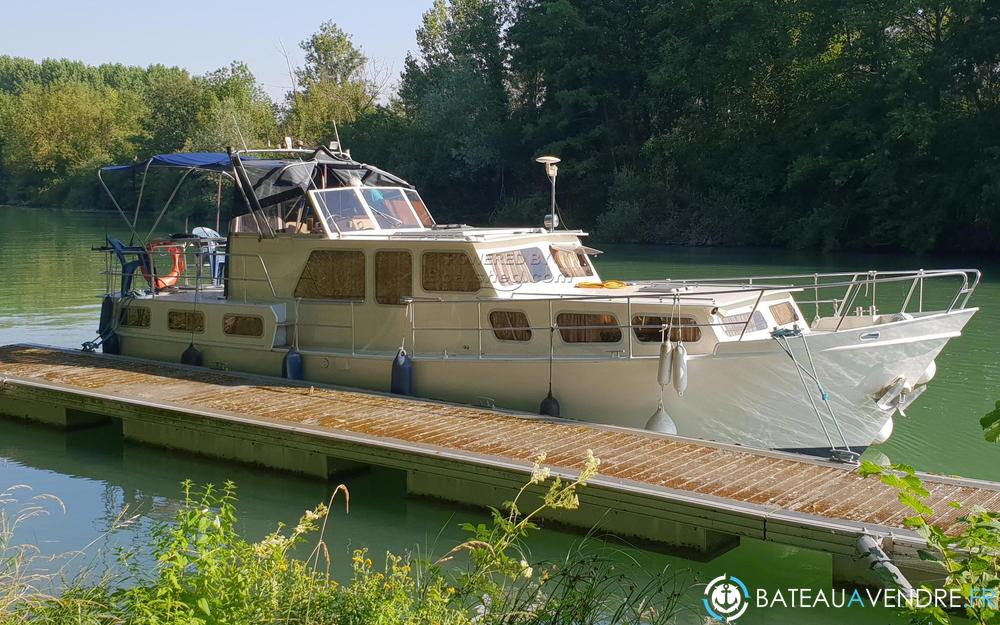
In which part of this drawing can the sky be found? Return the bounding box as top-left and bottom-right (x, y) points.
(0, 1), (434, 101)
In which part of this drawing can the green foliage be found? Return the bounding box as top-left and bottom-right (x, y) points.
(982, 401), (1000, 444)
(284, 21), (380, 145)
(337, 0), (1000, 252)
(0, 81), (146, 204)
(860, 461), (1000, 625)
(1, 453), (683, 624)
(0, 56), (277, 211)
(6, 3), (998, 252)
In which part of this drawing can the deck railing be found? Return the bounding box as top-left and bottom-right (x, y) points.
(97, 243), (278, 301)
(95, 248), (980, 362)
(399, 268), (980, 360)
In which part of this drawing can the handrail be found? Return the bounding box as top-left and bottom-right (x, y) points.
(401, 269), (979, 309)
(98, 246), (279, 299)
(400, 268), (980, 359)
(99, 255), (980, 363)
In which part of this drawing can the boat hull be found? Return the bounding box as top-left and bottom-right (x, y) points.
(115, 308), (975, 453)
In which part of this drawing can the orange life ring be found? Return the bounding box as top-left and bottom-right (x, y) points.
(141, 242), (186, 291)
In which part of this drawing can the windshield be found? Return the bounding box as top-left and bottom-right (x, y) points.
(360, 188), (420, 228)
(312, 188), (375, 233)
(310, 187), (430, 234)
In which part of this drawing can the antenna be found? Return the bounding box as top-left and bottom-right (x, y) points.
(535, 156), (560, 231)
(331, 117), (343, 153)
(231, 112), (249, 151)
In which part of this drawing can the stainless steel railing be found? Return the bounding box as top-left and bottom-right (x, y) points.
(97, 245), (279, 300)
(399, 268), (980, 360)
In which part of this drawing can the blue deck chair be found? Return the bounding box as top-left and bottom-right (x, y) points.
(108, 237), (151, 294)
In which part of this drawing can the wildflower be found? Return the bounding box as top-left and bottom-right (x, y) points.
(520, 559), (533, 578)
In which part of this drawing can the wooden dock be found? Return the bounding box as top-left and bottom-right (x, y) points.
(1, 344), (997, 585)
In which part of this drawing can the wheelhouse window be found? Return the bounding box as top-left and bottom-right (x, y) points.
(485, 248), (552, 285)
(310, 187), (431, 233)
(632, 315), (702, 343)
(120, 306), (150, 328)
(550, 246), (594, 278)
(294, 250), (366, 301)
(360, 188), (420, 229)
(770, 302), (799, 326)
(720, 310), (768, 337)
(168, 310), (204, 333)
(489, 310), (532, 341)
(405, 190), (435, 227)
(422, 252), (482, 292)
(312, 188), (374, 232)
(223, 314), (264, 338)
(556, 313), (622, 343)
(375, 251), (413, 305)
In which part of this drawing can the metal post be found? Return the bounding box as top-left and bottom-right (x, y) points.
(549, 173), (557, 233)
(627, 296), (633, 359)
(477, 301), (483, 358)
(739, 290), (765, 341)
(215, 174), (223, 232)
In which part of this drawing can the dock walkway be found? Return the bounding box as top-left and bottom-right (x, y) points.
(1, 344), (997, 584)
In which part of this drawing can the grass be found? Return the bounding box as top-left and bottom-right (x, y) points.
(0, 452), (686, 624)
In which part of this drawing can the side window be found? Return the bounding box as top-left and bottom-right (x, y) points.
(551, 247), (594, 278)
(376, 251), (413, 305)
(422, 252), (482, 292)
(223, 314), (264, 337)
(770, 302), (799, 326)
(720, 310), (768, 336)
(631, 315), (702, 343)
(486, 248), (552, 285)
(489, 310), (532, 341)
(168, 310), (205, 333)
(556, 313), (622, 343)
(120, 306), (151, 328)
(294, 250), (366, 301)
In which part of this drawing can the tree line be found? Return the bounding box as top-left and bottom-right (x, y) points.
(1, 0), (998, 253)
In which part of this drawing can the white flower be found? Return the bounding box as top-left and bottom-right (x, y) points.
(520, 559), (533, 578)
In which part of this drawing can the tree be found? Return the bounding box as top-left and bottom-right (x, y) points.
(284, 21), (380, 144)
(185, 62), (277, 151)
(386, 0), (513, 223)
(0, 80), (146, 203)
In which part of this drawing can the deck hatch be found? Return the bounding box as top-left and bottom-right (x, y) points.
(550, 246), (594, 278)
(770, 302), (799, 326)
(720, 310), (767, 337)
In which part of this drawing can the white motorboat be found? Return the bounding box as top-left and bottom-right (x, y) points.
(88, 145), (981, 461)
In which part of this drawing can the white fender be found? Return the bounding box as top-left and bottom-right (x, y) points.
(657, 341), (673, 387)
(672, 342), (688, 396)
(916, 361), (936, 386)
(873, 416), (894, 444)
(644, 401), (677, 434)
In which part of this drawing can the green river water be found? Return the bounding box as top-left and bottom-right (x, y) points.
(1, 205), (997, 624)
